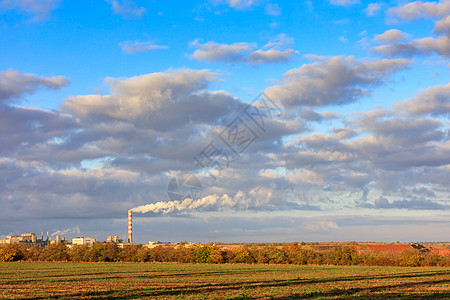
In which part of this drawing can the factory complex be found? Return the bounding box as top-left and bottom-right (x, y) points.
(0, 233), (129, 247)
(0, 232), (65, 246)
(0, 210), (134, 247)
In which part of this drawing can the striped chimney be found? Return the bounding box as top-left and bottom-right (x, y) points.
(128, 210), (132, 243)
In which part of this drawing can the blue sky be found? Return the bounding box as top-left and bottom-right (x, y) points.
(0, 0), (449, 243)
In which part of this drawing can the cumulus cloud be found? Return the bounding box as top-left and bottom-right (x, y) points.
(377, 2), (450, 59)
(19, 68), (259, 170)
(355, 113), (446, 147)
(108, 0), (145, 18)
(300, 128), (356, 150)
(213, 0), (258, 9)
(412, 187), (437, 198)
(265, 56), (411, 107)
(211, 0), (284, 16)
(61, 69), (247, 133)
(303, 220), (339, 231)
(388, 0), (450, 21)
(365, 196), (449, 210)
(248, 49), (298, 64)
(372, 35), (450, 58)
(343, 111), (450, 174)
(0, 158), (152, 219)
(0, 70), (70, 102)
(328, 0), (360, 6)
(0, 58), (448, 241)
(365, 3), (381, 16)
(119, 40), (168, 53)
(189, 35), (298, 65)
(298, 108), (340, 122)
(264, 3), (281, 16)
(396, 83), (450, 116)
(0, 105), (76, 156)
(0, 0), (61, 21)
(279, 95), (449, 208)
(374, 29), (410, 43)
(434, 15), (450, 35)
(62, 69), (213, 121)
(190, 41), (253, 63)
(263, 33), (294, 49)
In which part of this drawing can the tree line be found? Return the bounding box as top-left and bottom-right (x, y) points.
(0, 243), (449, 267)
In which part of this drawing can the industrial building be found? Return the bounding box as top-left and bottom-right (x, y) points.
(0, 233), (37, 244)
(0, 232), (63, 246)
(1, 211), (132, 247)
(0, 231), (125, 248)
(106, 236), (120, 243)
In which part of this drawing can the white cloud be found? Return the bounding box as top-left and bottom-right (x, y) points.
(108, 0), (146, 18)
(434, 15), (450, 35)
(372, 35), (450, 58)
(222, 0), (257, 9)
(265, 56), (411, 107)
(365, 196), (449, 210)
(264, 3), (281, 16)
(1, 66), (449, 234)
(190, 41), (253, 63)
(2, 0), (450, 243)
(119, 40), (168, 53)
(262, 33), (294, 49)
(303, 220), (338, 231)
(190, 35), (298, 65)
(328, 0), (360, 7)
(248, 49), (298, 64)
(0, 105), (75, 156)
(365, 3), (381, 17)
(374, 29), (410, 43)
(388, 0), (450, 21)
(0, 0), (61, 21)
(0, 70), (70, 102)
(396, 83), (450, 116)
(61, 69), (244, 131)
(287, 170), (325, 185)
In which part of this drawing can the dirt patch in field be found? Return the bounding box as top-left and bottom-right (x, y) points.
(364, 244), (412, 251)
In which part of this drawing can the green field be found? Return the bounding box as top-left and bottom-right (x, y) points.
(0, 263), (449, 299)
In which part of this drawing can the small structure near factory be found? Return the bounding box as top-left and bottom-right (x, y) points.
(106, 236), (120, 243)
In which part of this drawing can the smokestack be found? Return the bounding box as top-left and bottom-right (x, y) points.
(128, 210), (132, 243)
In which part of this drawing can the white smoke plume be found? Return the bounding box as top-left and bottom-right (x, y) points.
(51, 225), (81, 236)
(131, 189), (273, 214)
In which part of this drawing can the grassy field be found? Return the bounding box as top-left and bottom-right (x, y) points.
(0, 263), (449, 299)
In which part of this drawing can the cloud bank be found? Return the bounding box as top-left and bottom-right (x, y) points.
(190, 34), (298, 65)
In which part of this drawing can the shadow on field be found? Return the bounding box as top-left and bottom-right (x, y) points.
(267, 279), (450, 300)
(3, 269), (271, 285)
(14, 269), (450, 299)
(270, 291), (450, 300)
